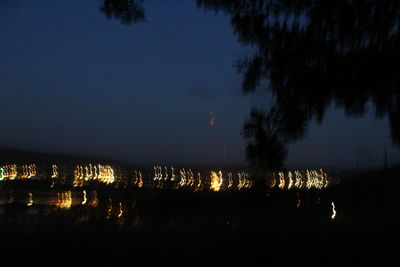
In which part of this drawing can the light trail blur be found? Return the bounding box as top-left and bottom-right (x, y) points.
(0, 162), (335, 192)
(271, 169), (330, 190)
(331, 202), (336, 220)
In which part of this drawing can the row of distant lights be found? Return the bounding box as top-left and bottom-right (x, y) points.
(270, 169), (329, 190)
(1, 164), (331, 192)
(71, 164), (115, 187)
(1, 163), (254, 192)
(0, 164), (36, 180)
(23, 189), (337, 222)
(25, 189), (98, 210)
(151, 166), (253, 192)
(70, 164), (253, 191)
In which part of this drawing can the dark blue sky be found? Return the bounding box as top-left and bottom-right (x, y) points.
(1, 0), (399, 169)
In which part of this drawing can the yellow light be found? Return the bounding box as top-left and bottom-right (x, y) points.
(28, 164), (36, 178)
(210, 170), (222, 192)
(227, 172), (233, 189)
(106, 198), (113, 219)
(153, 166), (158, 181)
(82, 190), (87, 205)
(57, 191), (72, 209)
(195, 172), (202, 191)
(138, 171), (143, 188)
(51, 164), (58, 178)
(294, 171), (302, 189)
(27, 193), (33, 206)
(269, 173), (277, 189)
(4, 164), (17, 180)
(171, 167), (177, 182)
(238, 172), (244, 190)
(188, 169), (194, 187)
(91, 191), (98, 207)
(278, 172), (285, 190)
(118, 202), (123, 218)
(93, 165), (98, 179)
(21, 165), (28, 178)
(287, 171), (293, 190)
(164, 166), (168, 181)
(97, 165), (115, 185)
(179, 168), (187, 188)
(84, 166), (91, 181)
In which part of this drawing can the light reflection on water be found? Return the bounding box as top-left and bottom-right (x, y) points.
(0, 188), (337, 233)
(0, 164), (348, 239)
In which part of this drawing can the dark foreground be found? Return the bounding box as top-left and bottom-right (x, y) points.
(1, 169), (399, 266)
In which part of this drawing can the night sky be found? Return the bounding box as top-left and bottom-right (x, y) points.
(1, 0), (399, 169)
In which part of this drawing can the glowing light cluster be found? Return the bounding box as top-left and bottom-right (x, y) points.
(271, 169), (329, 190)
(148, 166), (253, 192)
(195, 172), (202, 191)
(210, 171), (223, 192)
(97, 165), (115, 184)
(238, 172), (253, 190)
(153, 166), (163, 181)
(56, 191), (72, 209)
(179, 168), (187, 187)
(1, 164), (17, 180)
(227, 172), (233, 189)
(27, 193), (33, 206)
(0, 167), (4, 181)
(51, 164), (58, 178)
(106, 198), (113, 219)
(331, 202), (336, 219)
(73, 164), (115, 187)
(21, 164), (37, 179)
(133, 170), (143, 188)
(82, 190), (87, 205)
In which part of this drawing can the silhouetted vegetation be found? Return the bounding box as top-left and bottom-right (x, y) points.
(197, 0), (400, 170)
(242, 107), (288, 172)
(100, 0), (146, 24)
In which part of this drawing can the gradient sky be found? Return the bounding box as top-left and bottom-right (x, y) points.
(1, 0), (399, 170)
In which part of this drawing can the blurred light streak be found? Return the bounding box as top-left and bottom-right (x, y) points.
(51, 164), (58, 178)
(210, 170), (223, 192)
(57, 191), (72, 209)
(238, 172), (244, 190)
(209, 110), (215, 126)
(227, 172), (233, 189)
(106, 198), (113, 219)
(331, 202), (336, 220)
(179, 168), (187, 188)
(278, 172), (285, 190)
(195, 172), (202, 191)
(272, 169), (329, 190)
(287, 171), (293, 190)
(164, 166), (168, 181)
(171, 167), (177, 182)
(118, 202), (123, 218)
(269, 173), (277, 189)
(296, 192), (301, 208)
(188, 169), (195, 187)
(27, 193), (33, 206)
(82, 190), (87, 205)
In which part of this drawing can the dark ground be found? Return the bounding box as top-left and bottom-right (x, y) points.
(1, 167), (399, 266)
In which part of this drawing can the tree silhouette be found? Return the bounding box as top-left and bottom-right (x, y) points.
(198, 0), (400, 169)
(100, 0), (146, 25)
(243, 107), (287, 171)
(97, 0), (400, 170)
